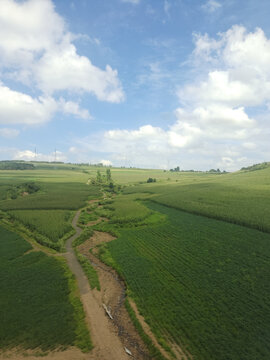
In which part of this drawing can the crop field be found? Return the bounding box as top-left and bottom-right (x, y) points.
(7, 209), (74, 243)
(103, 201), (270, 360)
(0, 225), (91, 352)
(0, 182), (100, 211)
(1, 161), (270, 359)
(124, 166), (270, 232)
(0, 166), (101, 249)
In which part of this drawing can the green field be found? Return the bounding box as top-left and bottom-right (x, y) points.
(7, 209), (74, 243)
(0, 165), (101, 250)
(124, 166), (270, 232)
(103, 201), (270, 360)
(0, 225), (91, 352)
(1, 161), (270, 359)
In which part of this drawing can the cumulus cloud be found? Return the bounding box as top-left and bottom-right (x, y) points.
(75, 25), (270, 171)
(0, 83), (91, 125)
(58, 98), (91, 120)
(0, 83), (57, 125)
(100, 159), (112, 166)
(13, 149), (67, 162)
(0, 0), (124, 127)
(202, 0), (222, 13)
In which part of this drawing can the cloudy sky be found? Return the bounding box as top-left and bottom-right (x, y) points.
(0, 0), (270, 170)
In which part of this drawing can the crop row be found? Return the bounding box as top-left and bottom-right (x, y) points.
(105, 202), (270, 360)
(7, 209), (74, 244)
(0, 225), (91, 351)
(0, 182), (100, 210)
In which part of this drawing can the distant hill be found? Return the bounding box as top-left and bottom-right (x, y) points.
(241, 162), (270, 172)
(0, 161), (35, 170)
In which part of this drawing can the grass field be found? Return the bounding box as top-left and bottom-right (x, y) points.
(102, 201), (270, 360)
(0, 225), (91, 352)
(124, 166), (270, 232)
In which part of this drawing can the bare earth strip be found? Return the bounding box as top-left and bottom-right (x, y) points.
(78, 233), (151, 360)
(64, 211), (130, 360)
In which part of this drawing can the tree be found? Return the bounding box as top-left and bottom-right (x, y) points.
(106, 168), (112, 182)
(96, 170), (102, 183)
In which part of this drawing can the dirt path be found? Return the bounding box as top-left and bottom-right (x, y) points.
(64, 211), (130, 360)
(78, 232), (152, 360)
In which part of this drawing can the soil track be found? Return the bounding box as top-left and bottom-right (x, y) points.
(78, 232), (152, 360)
(64, 211), (130, 360)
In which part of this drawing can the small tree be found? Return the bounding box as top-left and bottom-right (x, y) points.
(96, 170), (102, 183)
(106, 168), (112, 182)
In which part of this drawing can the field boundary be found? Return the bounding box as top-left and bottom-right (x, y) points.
(149, 198), (270, 234)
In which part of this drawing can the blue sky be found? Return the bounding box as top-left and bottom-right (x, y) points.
(0, 0), (270, 170)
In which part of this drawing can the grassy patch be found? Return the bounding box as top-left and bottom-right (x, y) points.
(75, 251), (100, 291)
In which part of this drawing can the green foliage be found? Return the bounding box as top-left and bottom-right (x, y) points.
(0, 161), (35, 170)
(79, 209), (99, 225)
(96, 170), (102, 183)
(7, 210), (74, 244)
(241, 161), (270, 171)
(75, 251), (100, 291)
(147, 177), (156, 183)
(106, 202), (270, 360)
(72, 227), (94, 248)
(0, 226), (92, 351)
(5, 182), (40, 200)
(106, 168), (112, 182)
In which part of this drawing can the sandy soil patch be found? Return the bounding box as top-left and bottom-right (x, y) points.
(78, 235), (151, 360)
(65, 211), (130, 360)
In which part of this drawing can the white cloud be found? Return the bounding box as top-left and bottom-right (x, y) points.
(164, 0), (171, 17)
(73, 25), (270, 171)
(0, 82), (91, 125)
(0, 83), (57, 125)
(58, 98), (91, 120)
(35, 47), (124, 102)
(14, 149), (67, 162)
(0, 127), (19, 138)
(100, 159), (112, 166)
(202, 0), (222, 13)
(121, 0), (140, 4)
(0, 0), (124, 127)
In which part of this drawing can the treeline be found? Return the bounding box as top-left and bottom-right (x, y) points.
(241, 162), (270, 172)
(0, 161), (35, 170)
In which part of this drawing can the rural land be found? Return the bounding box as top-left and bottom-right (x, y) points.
(0, 160), (269, 360)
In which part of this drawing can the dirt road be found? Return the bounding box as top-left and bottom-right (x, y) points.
(64, 210), (130, 360)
